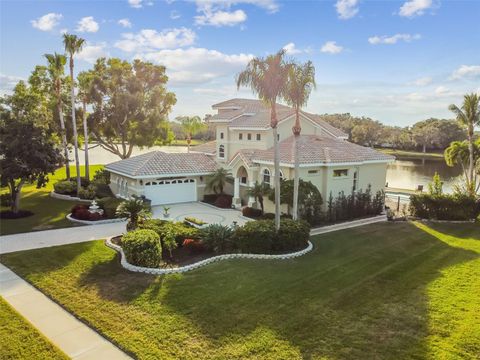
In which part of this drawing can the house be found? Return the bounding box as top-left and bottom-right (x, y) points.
(106, 98), (394, 212)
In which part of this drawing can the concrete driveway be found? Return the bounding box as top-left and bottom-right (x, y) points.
(152, 202), (248, 227)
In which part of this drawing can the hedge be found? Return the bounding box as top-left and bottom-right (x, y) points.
(121, 229), (162, 267)
(409, 193), (479, 221)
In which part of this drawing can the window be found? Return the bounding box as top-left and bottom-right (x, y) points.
(279, 170), (284, 180)
(239, 133), (243, 140)
(333, 169), (348, 177)
(247, 133), (252, 140)
(277, 134), (280, 141)
(256, 133), (261, 141)
(262, 168), (271, 184)
(219, 144), (225, 158)
(353, 171), (358, 191)
(308, 170), (318, 174)
(220, 132), (224, 139)
(240, 176), (247, 184)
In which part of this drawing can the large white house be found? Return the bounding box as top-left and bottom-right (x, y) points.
(106, 98), (394, 212)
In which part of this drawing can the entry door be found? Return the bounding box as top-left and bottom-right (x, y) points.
(144, 178), (196, 205)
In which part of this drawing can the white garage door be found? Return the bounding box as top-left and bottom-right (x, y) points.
(144, 178), (197, 205)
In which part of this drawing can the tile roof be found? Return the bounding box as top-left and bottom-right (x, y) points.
(251, 135), (394, 165)
(190, 140), (216, 155)
(106, 151), (217, 177)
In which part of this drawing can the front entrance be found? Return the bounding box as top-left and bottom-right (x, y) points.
(144, 178), (196, 205)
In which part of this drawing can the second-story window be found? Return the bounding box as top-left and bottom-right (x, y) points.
(256, 134), (261, 141)
(239, 133), (243, 140)
(219, 145), (225, 158)
(220, 132), (224, 139)
(247, 133), (252, 140)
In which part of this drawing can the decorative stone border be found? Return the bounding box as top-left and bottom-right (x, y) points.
(418, 218), (475, 224)
(105, 236), (313, 274)
(66, 213), (126, 225)
(50, 191), (91, 203)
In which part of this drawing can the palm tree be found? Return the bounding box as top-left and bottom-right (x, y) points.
(236, 49), (292, 230)
(246, 181), (270, 214)
(44, 53), (70, 179)
(444, 139), (480, 194)
(63, 33), (85, 194)
(77, 71), (94, 182)
(206, 168), (230, 194)
(116, 197), (152, 231)
(284, 61), (316, 220)
(177, 115), (205, 152)
(449, 93), (480, 195)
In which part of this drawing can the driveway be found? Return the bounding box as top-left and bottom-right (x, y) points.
(0, 202), (247, 254)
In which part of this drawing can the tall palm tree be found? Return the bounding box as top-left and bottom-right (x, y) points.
(63, 33), (85, 194)
(236, 49), (291, 230)
(177, 115), (205, 152)
(444, 139), (480, 194)
(449, 93), (480, 195)
(284, 61), (316, 220)
(206, 168), (230, 194)
(44, 53), (70, 180)
(246, 181), (270, 214)
(77, 71), (94, 182)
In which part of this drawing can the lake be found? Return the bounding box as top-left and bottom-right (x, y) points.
(386, 156), (462, 194)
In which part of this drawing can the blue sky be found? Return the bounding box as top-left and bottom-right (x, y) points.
(1, 0), (479, 126)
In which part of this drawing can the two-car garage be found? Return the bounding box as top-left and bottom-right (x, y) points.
(143, 178), (197, 205)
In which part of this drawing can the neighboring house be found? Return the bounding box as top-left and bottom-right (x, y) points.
(106, 98), (394, 212)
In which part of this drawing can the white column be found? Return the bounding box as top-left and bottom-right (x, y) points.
(233, 177), (241, 208)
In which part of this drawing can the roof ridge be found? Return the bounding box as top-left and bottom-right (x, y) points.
(133, 151), (162, 176)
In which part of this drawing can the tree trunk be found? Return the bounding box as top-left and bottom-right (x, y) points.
(57, 83), (70, 180)
(467, 125), (474, 194)
(70, 58), (82, 194)
(271, 104), (280, 231)
(292, 109), (301, 221)
(9, 180), (24, 214)
(82, 100), (90, 182)
(259, 196), (264, 214)
(422, 144), (426, 153)
(187, 134), (191, 153)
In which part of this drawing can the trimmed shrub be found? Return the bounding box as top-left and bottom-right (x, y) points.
(233, 220), (276, 253)
(138, 219), (199, 246)
(54, 180), (76, 195)
(409, 193), (479, 220)
(92, 169), (110, 185)
(275, 219), (310, 251)
(214, 194), (232, 208)
(73, 208), (91, 220)
(88, 212), (103, 221)
(261, 213), (275, 220)
(182, 239), (205, 254)
(78, 185), (96, 200)
(121, 229), (162, 267)
(199, 224), (234, 253)
(242, 207), (262, 218)
(98, 197), (122, 218)
(94, 184), (113, 198)
(203, 194), (218, 204)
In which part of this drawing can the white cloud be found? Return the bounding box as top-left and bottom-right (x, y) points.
(31, 13), (63, 31)
(77, 43), (109, 63)
(449, 65), (480, 80)
(320, 41), (344, 54)
(128, 0), (143, 8)
(136, 47), (254, 85)
(335, 0), (359, 19)
(282, 42), (302, 55)
(194, 0), (279, 14)
(0, 73), (24, 95)
(399, 0), (433, 17)
(195, 9), (247, 27)
(434, 85), (448, 95)
(115, 27), (196, 52)
(76, 16), (99, 33)
(170, 10), (181, 19)
(368, 33), (421, 45)
(118, 18), (132, 28)
(411, 76), (432, 86)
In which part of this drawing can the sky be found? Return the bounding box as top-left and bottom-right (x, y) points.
(1, 0), (479, 126)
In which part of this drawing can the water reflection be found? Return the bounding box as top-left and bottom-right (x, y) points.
(386, 156), (462, 193)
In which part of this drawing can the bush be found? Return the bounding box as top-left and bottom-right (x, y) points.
(232, 220), (276, 253)
(98, 197), (122, 218)
(214, 194), (232, 208)
(182, 239), (205, 254)
(138, 219), (199, 246)
(73, 208), (91, 220)
(94, 184), (113, 198)
(261, 213), (275, 220)
(409, 193), (479, 220)
(92, 169), (110, 185)
(242, 207), (262, 218)
(54, 180), (76, 195)
(121, 229), (162, 267)
(275, 219), (310, 251)
(78, 185), (96, 200)
(1, 193), (11, 207)
(199, 224), (234, 253)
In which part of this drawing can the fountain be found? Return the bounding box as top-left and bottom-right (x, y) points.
(88, 200), (104, 215)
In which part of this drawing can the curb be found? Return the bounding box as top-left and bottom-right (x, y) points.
(50, 191), (91, 203)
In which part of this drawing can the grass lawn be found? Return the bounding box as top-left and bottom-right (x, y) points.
(0, 165), (103, 235)
(1, 221), (479, 359)
(377, 147), (444, 159)
(0, 298), (68, 360)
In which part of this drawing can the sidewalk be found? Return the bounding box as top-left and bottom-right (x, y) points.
(0, 263), (132, 359)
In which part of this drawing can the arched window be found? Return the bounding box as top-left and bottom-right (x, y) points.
(279, 170), (284, 181)
(219, 145), (225, 158)
(262, 168), (271, 184)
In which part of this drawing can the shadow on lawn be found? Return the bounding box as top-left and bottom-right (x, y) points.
(157, 222), (479, 359)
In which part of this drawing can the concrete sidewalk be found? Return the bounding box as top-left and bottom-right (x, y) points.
(0, 263), (131, 359)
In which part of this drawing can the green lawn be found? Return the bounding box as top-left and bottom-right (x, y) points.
(0, 165), (103, 235)
(0, 298), (68, 360)
(378, 147), (444, 159)
(1, 222), (479, 359)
